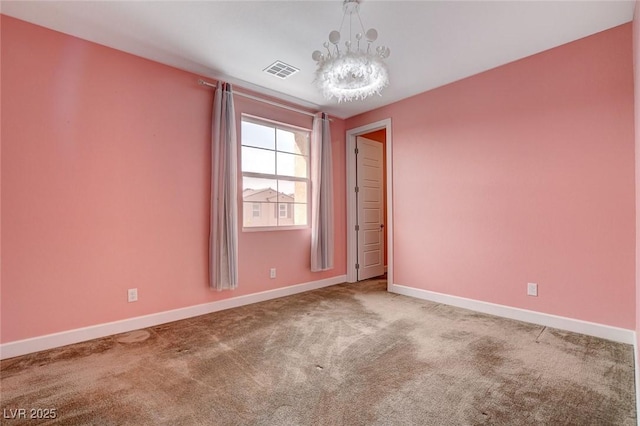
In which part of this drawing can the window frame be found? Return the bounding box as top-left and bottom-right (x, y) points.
(240, 114), (311, 231)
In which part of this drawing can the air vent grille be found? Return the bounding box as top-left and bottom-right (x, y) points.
(263, 61), (299, 79)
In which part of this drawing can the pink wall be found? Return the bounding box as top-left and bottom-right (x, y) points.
(633, 3), (640, 347)
(1, 15), (3, 330)
(348, 24), (636, 329)
(1, 16), (346, 344)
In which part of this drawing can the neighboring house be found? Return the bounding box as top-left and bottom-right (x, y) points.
(243, 188), (295, 227)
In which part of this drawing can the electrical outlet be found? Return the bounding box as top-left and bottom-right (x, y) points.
(527, 283), (538, 297)
(128, 288), (138, 302)
(270, 268), (276, 279)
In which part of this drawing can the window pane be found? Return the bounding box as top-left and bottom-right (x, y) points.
(242, 121), (275, 149)
(243, 177), (278, 228)
(243, 176), (277, 194)
(243, 202), (278, 227)
(242, 146), (275, 175)
(277, 129), (309, 156)
(277, 152), (308, 178)
(290, 203), (308, 226)
(278, 180), (307, 203)
(276, 129), (296, 153)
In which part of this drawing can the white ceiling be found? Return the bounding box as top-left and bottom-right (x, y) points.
(1, 1), (635, 119)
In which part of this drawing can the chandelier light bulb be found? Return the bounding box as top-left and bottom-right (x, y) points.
(312, 0), (390, 102)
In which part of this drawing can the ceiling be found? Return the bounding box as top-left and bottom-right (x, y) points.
(1, 1), (635, 119)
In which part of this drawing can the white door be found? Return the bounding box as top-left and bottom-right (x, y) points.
(356, 136), (384, 280)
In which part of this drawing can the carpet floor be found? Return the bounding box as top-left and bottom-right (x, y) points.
(1, 279), (636, 425)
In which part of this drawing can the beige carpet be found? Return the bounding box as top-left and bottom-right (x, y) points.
(1, 279), (636, 425)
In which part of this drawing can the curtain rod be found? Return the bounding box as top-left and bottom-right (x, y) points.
(198, 79), (321, 119)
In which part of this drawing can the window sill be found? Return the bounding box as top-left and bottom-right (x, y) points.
(242, 225), (309, 232)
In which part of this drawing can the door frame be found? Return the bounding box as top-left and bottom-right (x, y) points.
(346, 118), (393, 287)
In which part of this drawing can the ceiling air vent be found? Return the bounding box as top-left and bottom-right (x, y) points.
(263, 61), (299, 79)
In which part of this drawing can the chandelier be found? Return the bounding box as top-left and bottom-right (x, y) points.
(312, 0), (390, 103)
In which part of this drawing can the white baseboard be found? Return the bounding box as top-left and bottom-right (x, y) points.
(0, 275), (347, 360)
(635, 336), (640, 426)
(389, 283), (635, 345)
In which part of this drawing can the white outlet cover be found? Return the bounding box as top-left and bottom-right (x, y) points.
(128, 288), (138, 302)
(527, 283), (538, 297)
(270, 268), (276, 279)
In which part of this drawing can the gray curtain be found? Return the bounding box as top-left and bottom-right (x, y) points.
(311, 112), (334, 271)
(210, 82), (238, 290)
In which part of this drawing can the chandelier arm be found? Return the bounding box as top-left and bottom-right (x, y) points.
(356, 12), (366, 38)
(339, 9), (347, 35)
(349, 12), (352, 50)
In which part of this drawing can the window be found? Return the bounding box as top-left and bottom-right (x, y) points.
(241, 115), (310, 229)
(252, 203), (261, 218)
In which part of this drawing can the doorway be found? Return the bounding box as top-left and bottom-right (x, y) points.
(346, 119), (392, 286)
